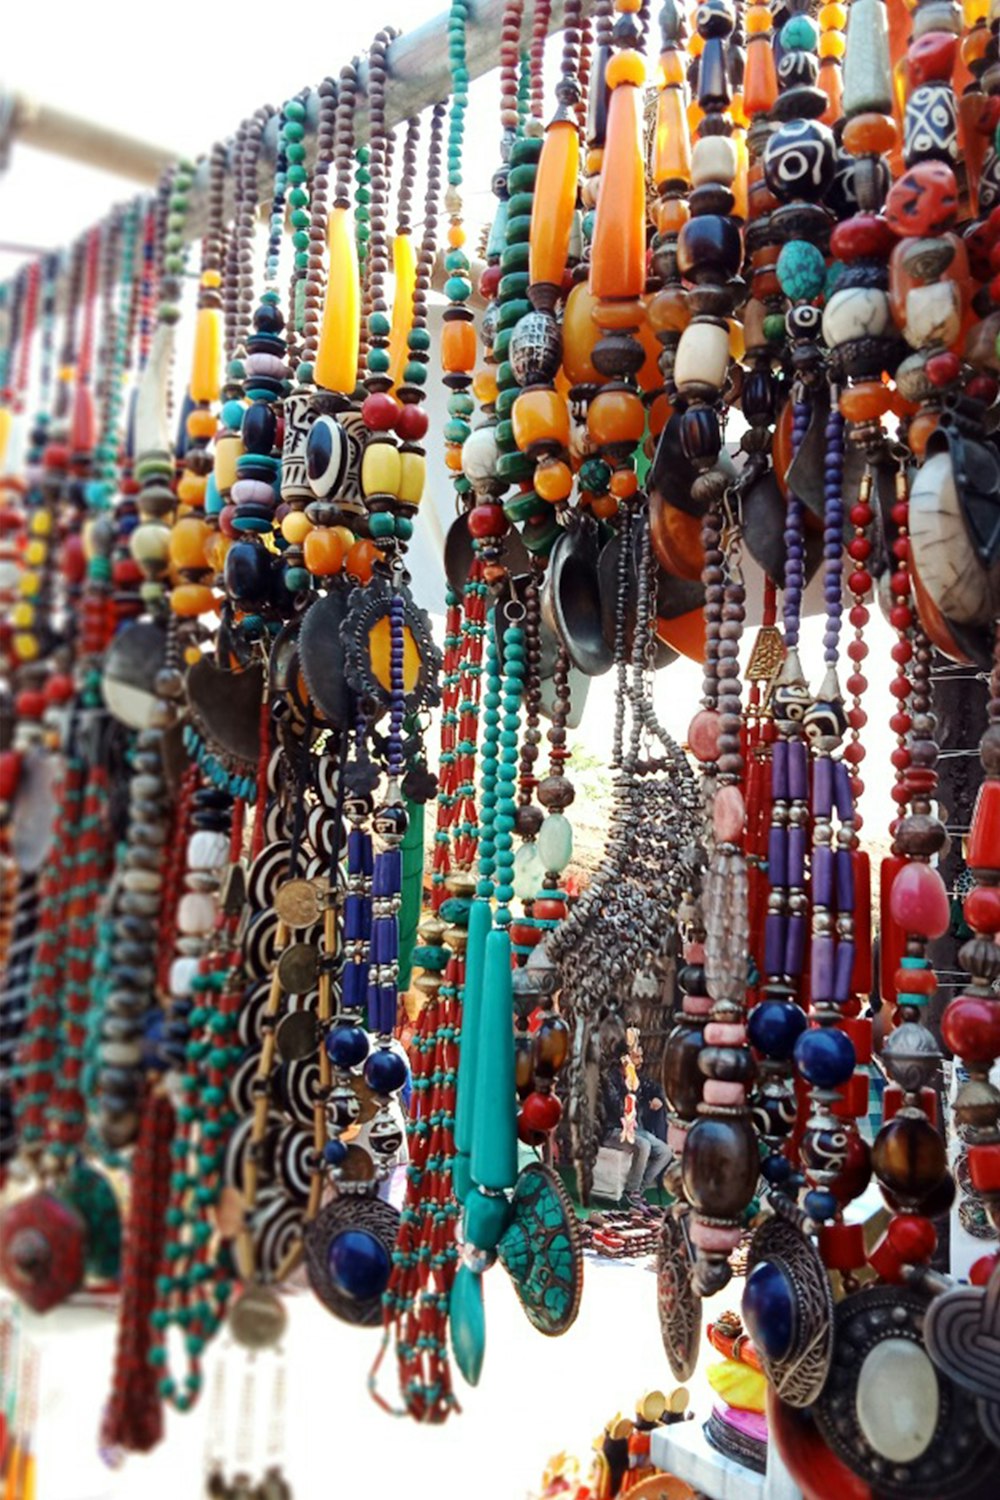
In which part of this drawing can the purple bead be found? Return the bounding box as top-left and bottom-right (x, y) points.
(836, 847), (854, 912)
(772, 740), (789, 800)
(769, 825), (789, 885)
(785, 914), (806, 978)
(788, 741), (809, 800)
(345, 893), (365, 940)
(834, 761), (854, 822)
(765, 912), (787, 978)
(812, 845), (834, 907)
(788, 825), (807, 885)
(813, 757), (834, 818)
(811, 933), (835, 1003)
(834, 940), (855, 1003)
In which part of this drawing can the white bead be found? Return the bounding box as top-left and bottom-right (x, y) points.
(169, 956), (200, 998)
(187, 830), (229, 870)
(855, 1338), (938, 1463)
(690, 136), (737, 188)
(462, 425), (499, 483)
(904, 281), (961, 351)
(821, 286), (891, 347)
(673, 321), (730, 395)
(177, 891), (217, 936)
(513, 842), (544, 901)
(122, 869), (162, 894)
(128, 521), (171, 569)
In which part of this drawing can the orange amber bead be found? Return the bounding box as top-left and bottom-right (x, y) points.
(171, 583), (216, 618)
(534, 458), (573, 502)
(562, 283), (603, 386)
(839, 382), (893, 422)
(658, 48), (686, 85)
(819, 31), (846, 56)
(744, 35), (778, 116)
(444, 444), (464, 472)
(345, 538), (381, 584)
(648, 392), (673, 437)
(441, 318), (477, 373)
(585, 148), (604, 174)
(656, 198), (690, 234)
(472, 369), (499, 404)
(842, 112), (898, 155)
(177, 471), (207, 507)
(637, 304), (665, 392)
(820, 1), (847, 23)
(303, 526), (346, 576)
(448, 224), (466, 247)
(590, 83), (646, 299)
(746, 7), (771, 32)
(186, 408), (216, 441)
(654, 85), (692, 189)
(606, 49), (646, 87)
(591, 297), (643, 331)
(529, 120), (580, 289)
(591, 493), (620, 520)
(908, 410), (939, 458)
(168, 516), (211, 571)
(609, 468), (639, 498)
(512, 388), (570, 454)
(587, 387), (645, 447)
(657, 607), (706, 663)
(819, 60), (844, 125)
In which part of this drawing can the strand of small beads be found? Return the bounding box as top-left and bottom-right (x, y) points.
(441, 0), (476, 509)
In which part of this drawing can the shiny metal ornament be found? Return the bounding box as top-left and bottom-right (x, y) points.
(228, 1284), (288, 1350)
(276, 942), (320, 994)
(342, 574), (442, 716)
(185, 658), (264, 776)
(297, 584), (353, 728)
(509, 310), (562, 387)
(275, 1009), (320, 1062)
(925, 1264), (1000, 1448)
(274, 877), (324, 929)
(304, 1194), (399, 1326)
(656, 1210), (702, 1381)
(498, 1163), (583, 1337)
(542, 522), (614, 677)
(743, 1216), (833, 1408)
(814, 1284), (990, 1496)
(101, 620), (168, 730)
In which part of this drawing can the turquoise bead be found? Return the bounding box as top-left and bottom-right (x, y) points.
(780, 13), (818, 48)
(776, 241), (827, 302)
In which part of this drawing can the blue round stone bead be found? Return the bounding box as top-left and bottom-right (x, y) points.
(743, 1260), (795, 1361)
(748, 999), (807, 1061)
(794, 1026), (855, 1088)
(327, 1229), (391, 1301)
(325, 1025), (371, 1069)
(761, 1153), (793, 1186)
(364, 1047), (408, 1095)
(803, 1188), (839, 1222)
(323, 1138), (348, 1166)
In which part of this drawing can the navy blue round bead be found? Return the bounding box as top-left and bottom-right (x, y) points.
(323, 1138), (348, 1166)
(327, 1229), (391, 1301)
(748, 1000), (807, 1061)
(364, 1047), (408, 1095)
(761, 1153), (793, 1186)
(325, 1025), (371, 1068)
(242, 402), (277, 454)
(742, 1260), (795, 1362)
(794, 1026), (855, 1088)
(803, 1188), (838, 1222)
(224, 540), (271, 604)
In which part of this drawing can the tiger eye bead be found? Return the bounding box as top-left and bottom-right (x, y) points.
(872, 1110), (948, 1207)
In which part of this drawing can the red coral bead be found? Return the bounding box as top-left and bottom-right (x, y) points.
(887, 1212), (937, 1262)
(467, 503), (509, 538)
(964, 884), (1000, 934)
(830, 214), (896, 262)
(941, 994), (1000, 1064)
(395, 403), (429, 442)
(361, 392), (400, 432)
(925, 351), (961, 387)
(519, 1090), (562, 1133)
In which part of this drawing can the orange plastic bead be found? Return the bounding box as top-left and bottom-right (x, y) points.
(441, 317), (477, 373)
(609, 468), (639, 498)
(744, 35), (779, 117)
(657, 48), (686, 85)
(962, 25), (990, 67)
(562, 283), (603, 386)
(186, 408), (216, 440)
(591, 493), (619, 520)
(171, 583), (216, 618)
(448, 224), (466, 247)
(656, 198), (690, 234)
(617, 0), (642, 10)
(746, 7), (771, 31)
(168, 516), (211, 572)
(819, 60), (844, 126)
(654, 84), (692, 190)
(820, 1), (847, 24)
(445, 443), (464, 472)
(587, 388), (645, 447)
(303, 526), (346, 576)
(842, 112), (898, 155)
(590, 83), (646, 299)
(585, 148), (604, 175)
(345, 538), (381, 584)
(606, 49), (646, 88)
(819, 31), (846, 56)
(529, 120), (581, 289)
(908, 410), (939, 459)
(177, 471), (207, 507)
(648, 392), (673, 437)
(511, 388), (571, 454)
(592, 297), (644, 331)
(472, 369), (499, 404)
(534, 458), (574, 502)
(657, 606), (706, 663)
(838, 382), (893, 422)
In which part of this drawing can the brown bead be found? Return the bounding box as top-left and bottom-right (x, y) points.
(682, 1114), (760, 1218)
(872, 1110), (947, 1207)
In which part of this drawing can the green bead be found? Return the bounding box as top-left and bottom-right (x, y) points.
(780, 13), (818, 48)
(409, 328), (431, 351)
(403, 361), (427, 385)
(369, 511), (396, 538)
(370, 311), (391, 336)
(776, 240), (826, 302)
(763, 313), (787, 343)
(367, 346), (390, 373)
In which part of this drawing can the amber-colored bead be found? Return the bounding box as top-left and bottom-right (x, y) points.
(534, 458), (573, 502)
(472, 369), (498, 404)
(636, 308), (664, 392)
(315, 206), (360, 395)
(530, 120), (580, 290)
(587, 387), (645, 447)
(820, 0), (847, 22)
(819, 60), (844, 126)
(303, 526), (346, 576)
(444, 443), (464, 472)
(168, 516), (211, 572)
(819, 30), (846, 57)
(344, 538), (382, 584)
(171, 583), (216, 618)
(562, 283), (603, 386)
(590, 83), (646, 299)
(842, 112), (898, 155)
(656, 198), (690, 234)
(447, 224), (465, 248)
(745, 7), (771, 32)
(744, 35), (778, 117)
(657, 48), (686, 85)
(441, 318), (477, 374)
(657, 607), (706, 663)
(872, 1112), (947, 1205)
(609, 468), (639, 498)
(650, 499), (705, 581)
(591, 298), (644, 333)
(512, 388), (570, 454)
(186, 408), (216, 441)
(590, 493), (619, 520)
(371, 614), (419, 694)
(606, 49), (646, 88)
(648, 392), (672, 437)
(839, 382), (893, 422)
(585, 147), (604, 175)
(190, 306), (222, 404)
(177, 471), (207, 507)
(654, 85), (692, 190)
(908, 409), (939, 459)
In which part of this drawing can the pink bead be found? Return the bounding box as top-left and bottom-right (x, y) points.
(668, 1123), (689, 1153)
(703, 1080), (746, 1105)
(687, 708), (722, 763)
(683, 994), (714, 1016)
(684, 942), (706, 964)
(704, 1022), (747, 1045)
(888, 860), (950, 939)
(713, 784), (746, 844)
(691, 1221), (742, 1251)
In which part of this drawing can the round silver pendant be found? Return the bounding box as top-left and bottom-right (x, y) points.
(304, 1194), (400, 1326)
(743, 1214), (834, 1408)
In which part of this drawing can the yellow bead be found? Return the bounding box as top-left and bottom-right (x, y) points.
(371, 616), (421, 695)
(12, 602), (34, 627)
(19, 573), (41, 598)
(398, 450), (425, 507)
(606, 49), (646, 87)
(281, 510), (313, 545)
(171, 583), (217, 618)
(201, 269), (222, 289)
(819, 0), (847, 23)
(332, 525), (356, 554)
(214, 435), (243, 494)
(818, 31), (845, 57)
(316, 207), (360, 395)
(29, 511), (52, 536)
(13, 633), (39, 660)
(361, 440), (402, 500)
(472, 369), (499, 404)
(190, 305), (222, 404)
(25, 539), (47, 567)
(389, 232), (418, 390)
(0, 406), (11, 469)
(205, 532), (230, 572)
(177, 471), (207, 507)
(184, 644), (202, 666)
(168, 516), (211, 572)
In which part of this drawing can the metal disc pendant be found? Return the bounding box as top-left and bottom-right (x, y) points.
(813, 1283), (990, 1497)
(497, 1162), (583, 1337)
(656, 1210), (702, 1381)
(228, 1284), (288, 1350)
(274, 877), (324, 929)
(277, 942), (320, 994)
(743, 1215), (833, 1408)
(276, 1009), (320, 1062)
(304, 1194), (399, 1326)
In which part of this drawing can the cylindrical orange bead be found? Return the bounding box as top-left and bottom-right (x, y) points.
(389, 232), (417, 390)
(562, 283), (604, 386)
(190, 303), (222, 404)
(529, 119), (580, 291)
(168, 516), (211, 572)
(315, 207), (360, 395)
(743, 35), (778, 117)
(441, 318), (477, 373)
(589, 83), (646, 300)
(653, 85), (691, 191)
(511, 388), (571, 455)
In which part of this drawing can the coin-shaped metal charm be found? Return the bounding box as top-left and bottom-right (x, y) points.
(276, 1009), (320, 1062)
(277, 942), (320, 993)
(229, 1284), (288, 1350)
(274, 877), (324, 929)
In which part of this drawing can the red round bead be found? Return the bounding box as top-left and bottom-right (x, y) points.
(847, 537), (871, 561)
(941, 994), (1000, 1064)
(889, 712), (912, 734)
(395, 403), (429, 441)
(479, 265), (502, 298)
(467, 503), (509, 538)
(887, 1213), (937, 1262)
(830, 213), (896, 263)
(519, 1091), (562, 1133)
(849, 604), (869, 627)
(361, 392), (400, 432)
(846, 673), (868, 696)
(0, 750), (22, 801)
(44, 673), (75, 704)
(970, 1252), (1000, 1286)
(925, 351), (961, 387)
(847, 639), (868, 661)
(964, 884), (1000, 934)
(967, 375), (999, 405)
(848, 570), (871, 596)
(14, 689), (46, 719)
(848, 707), (867, 729)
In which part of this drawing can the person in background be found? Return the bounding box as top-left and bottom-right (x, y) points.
(600, 1035), (672, 1212)
(633, 1041), (668, 1145)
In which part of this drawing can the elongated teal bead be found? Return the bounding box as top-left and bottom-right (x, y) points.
(453, 896), (491, 1204)
(449, 1263), (485, 1386)
(470, 928), (518, 1192)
